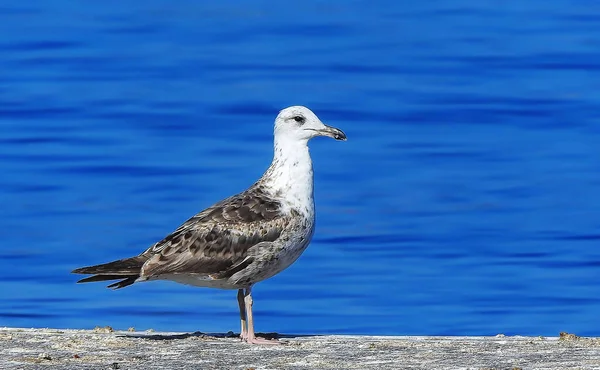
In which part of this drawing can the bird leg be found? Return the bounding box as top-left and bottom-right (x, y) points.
(243, 286), (279, 345)
(237, 289), (248, 341)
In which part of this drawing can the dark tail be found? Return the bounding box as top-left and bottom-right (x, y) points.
(72, 256), (147, 289)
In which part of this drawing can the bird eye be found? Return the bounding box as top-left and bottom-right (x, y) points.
(293, 116), (305, 124)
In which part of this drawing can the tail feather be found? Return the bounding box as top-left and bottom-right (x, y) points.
(107, 277), (138, 289)
(72, 256), (146, 275)
(72, 256), (146, 289)
(76, 274), (132, 284)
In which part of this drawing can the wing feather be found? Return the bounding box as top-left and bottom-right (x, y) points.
(140, 186), (287, 279)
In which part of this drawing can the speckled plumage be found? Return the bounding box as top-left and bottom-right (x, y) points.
(72, 106), (346, 344)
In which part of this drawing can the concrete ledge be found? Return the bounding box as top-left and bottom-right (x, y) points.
(1, 327), (599, 369)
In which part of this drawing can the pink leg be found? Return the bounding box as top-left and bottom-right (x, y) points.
(243, 287), (279, 345)
(237, 289), (247, 341)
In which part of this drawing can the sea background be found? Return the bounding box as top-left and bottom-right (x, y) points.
(2, 1), (600, 336)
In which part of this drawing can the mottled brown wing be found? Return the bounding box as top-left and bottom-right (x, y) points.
(139, 187), (287, 279)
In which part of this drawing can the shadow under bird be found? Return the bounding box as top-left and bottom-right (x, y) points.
(72, 106), (346, 344)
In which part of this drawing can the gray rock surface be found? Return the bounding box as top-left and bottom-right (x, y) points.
(1, 327), (599, 369)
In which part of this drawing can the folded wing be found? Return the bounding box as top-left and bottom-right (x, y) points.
(73, 186), (288, 288)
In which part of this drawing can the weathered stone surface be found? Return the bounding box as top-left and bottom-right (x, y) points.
(1, 328), (599, 369)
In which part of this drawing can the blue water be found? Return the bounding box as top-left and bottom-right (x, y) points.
(2, 1), (600, 337)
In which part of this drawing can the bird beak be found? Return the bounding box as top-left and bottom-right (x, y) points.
(311, 125), (347, 141)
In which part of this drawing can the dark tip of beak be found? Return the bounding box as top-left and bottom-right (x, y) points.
(333, 131), (347, 141)
(325, 125), (347, 141)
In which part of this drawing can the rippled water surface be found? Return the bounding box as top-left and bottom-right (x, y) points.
(2, 1), (600, 336)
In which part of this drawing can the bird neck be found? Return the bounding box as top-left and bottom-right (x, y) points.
(262, 137), (314, 214)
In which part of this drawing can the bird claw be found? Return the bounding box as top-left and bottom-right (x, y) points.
(244, 336), (281, 345)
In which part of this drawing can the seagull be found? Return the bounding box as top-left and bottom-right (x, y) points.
(72, 106), (346, 344)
